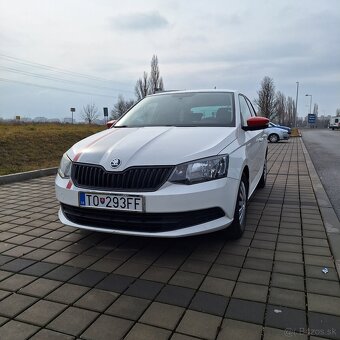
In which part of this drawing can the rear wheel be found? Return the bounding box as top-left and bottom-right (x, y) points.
(268, 133), (279, 143)
(257, 156), (267, 189)
(225, 175), (248, 239)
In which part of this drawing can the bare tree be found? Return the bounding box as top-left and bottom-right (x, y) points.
(149, 55), (164, 94)
(159, 77), (164, 92)
(81, 103), (99, 124)
(135, 71), (149, 100)
(254, 76), (276, 119)
(313, 103), (319, 116)
(134, 55), (165, 101)
(336, 108), (340, 116)
(111, 95), (135, 119)
(286, 97), (295, 127)
(275, 91), (286, 125)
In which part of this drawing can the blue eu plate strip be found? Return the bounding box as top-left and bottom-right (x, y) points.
(79, 192), (86, 206)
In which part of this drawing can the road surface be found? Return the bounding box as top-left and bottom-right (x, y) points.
(302, 128), (340, 219)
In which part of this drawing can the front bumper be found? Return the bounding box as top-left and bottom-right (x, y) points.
(55, 175), (239, 237)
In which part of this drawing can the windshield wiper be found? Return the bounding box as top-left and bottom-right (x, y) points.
(114, 125), (129, 128)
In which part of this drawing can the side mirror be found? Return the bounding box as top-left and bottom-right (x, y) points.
(106, 120), (117, 129)
(243, 116), (269, 131)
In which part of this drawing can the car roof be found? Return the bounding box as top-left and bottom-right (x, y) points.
(150, 89), (238, 96)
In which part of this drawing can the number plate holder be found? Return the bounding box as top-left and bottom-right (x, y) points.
(79, 192), (144, 212)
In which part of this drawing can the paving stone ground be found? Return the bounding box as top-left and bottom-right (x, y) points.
(0, 138), (340, 340)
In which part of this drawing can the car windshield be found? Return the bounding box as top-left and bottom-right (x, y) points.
(115, 92), (235, 127)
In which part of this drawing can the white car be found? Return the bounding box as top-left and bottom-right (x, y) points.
(329, 116), (340, 130)
(265, 126), (289, 143)
(55, 90), (269, 238)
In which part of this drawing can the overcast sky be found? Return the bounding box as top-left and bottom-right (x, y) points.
(0, 0), (339, 121)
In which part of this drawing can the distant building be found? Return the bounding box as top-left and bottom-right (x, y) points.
(21, 117), (32, 122)
(63, 118), (74, 124)
(48, 118), (61, 123)
(33, 117), (48, 123)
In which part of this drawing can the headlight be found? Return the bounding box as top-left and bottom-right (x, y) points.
(58, 153), (72, 178)
(169, 155), (229, 184)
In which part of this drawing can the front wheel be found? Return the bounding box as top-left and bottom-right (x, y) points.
(268, 133), (279, 143)
(225, 175), (248, 239)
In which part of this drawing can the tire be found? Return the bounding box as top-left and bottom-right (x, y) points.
(225, 174), (248, 239)
(257, 156), (267, 189)
(268, 133), (279, 143)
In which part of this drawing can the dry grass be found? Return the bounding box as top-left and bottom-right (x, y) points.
(290, 127), (302, 137)
(0, 123), (104, 175)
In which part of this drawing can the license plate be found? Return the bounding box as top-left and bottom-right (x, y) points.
(79, 192), (143, 212)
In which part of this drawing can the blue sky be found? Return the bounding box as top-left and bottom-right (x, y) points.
(0, 0), (339, 120)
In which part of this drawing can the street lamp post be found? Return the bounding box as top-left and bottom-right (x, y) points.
(305, 94), (313, 128)
(295, 81), (299, 127)
(305, 94), (312, 114)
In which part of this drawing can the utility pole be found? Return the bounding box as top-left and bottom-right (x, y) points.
(305, 94), (313, 128)
(295, 82), (299, 127)
(305, 94), (312, 114)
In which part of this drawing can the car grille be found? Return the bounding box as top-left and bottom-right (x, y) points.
(61, 204), (225, 233)
(71, 163), (174, 192)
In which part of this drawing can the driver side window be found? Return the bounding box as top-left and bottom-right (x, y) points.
(239, 95), (252, 126)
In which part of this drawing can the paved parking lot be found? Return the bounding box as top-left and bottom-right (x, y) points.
(0, 138), (340, 340)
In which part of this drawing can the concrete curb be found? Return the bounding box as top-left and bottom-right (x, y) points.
(301, 139), (340, 279)
(0, 167), (58, 185)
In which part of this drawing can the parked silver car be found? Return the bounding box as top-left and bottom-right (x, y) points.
(265, 127), (289, 143)
(269, 122), (291, 134)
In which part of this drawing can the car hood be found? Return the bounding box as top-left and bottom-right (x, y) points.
(68, 126), (237, 170)
(277, 126), (291, 132)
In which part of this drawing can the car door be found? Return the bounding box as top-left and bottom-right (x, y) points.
(245, 96), (267, 178)
(238, 94), (262, 194)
